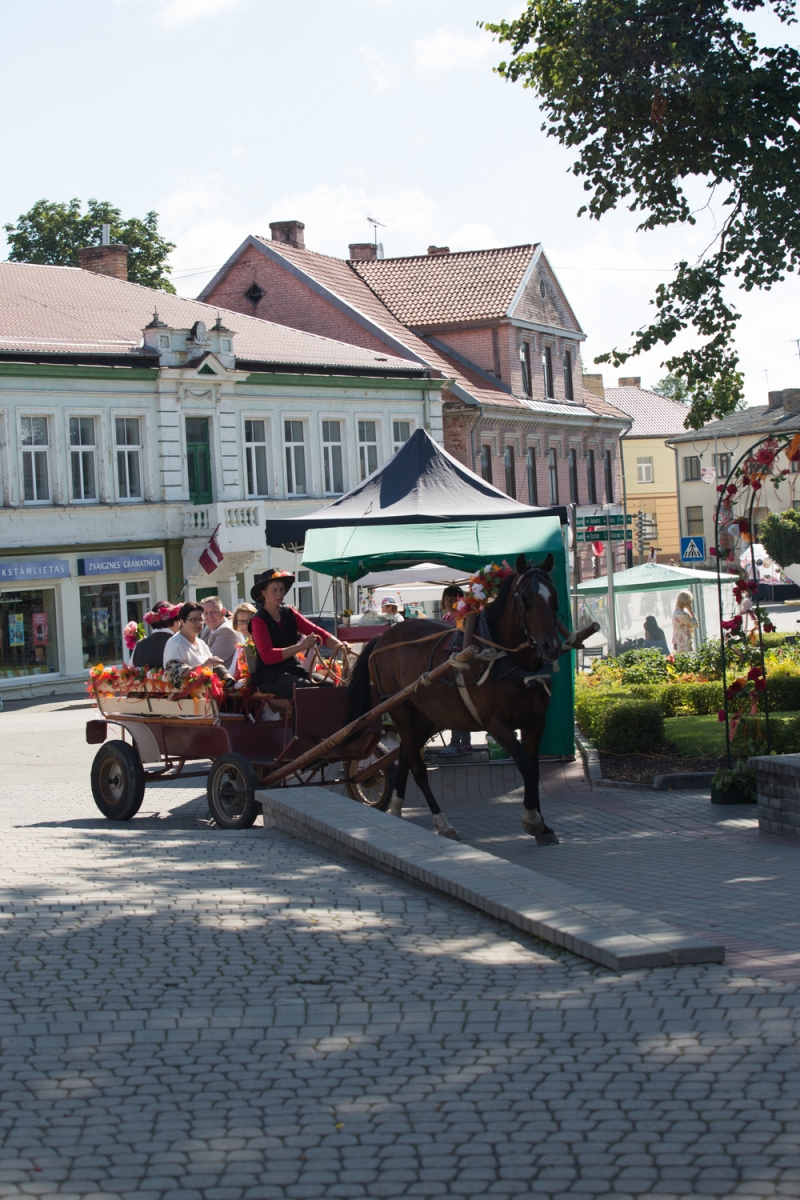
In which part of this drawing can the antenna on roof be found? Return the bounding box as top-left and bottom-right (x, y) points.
(367, 214), (385, 260)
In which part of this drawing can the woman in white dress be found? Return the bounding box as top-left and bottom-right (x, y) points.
(672, 591), (699, 654)
(163, 602), (232, 689)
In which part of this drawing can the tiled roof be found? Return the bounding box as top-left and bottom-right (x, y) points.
(0, 262), (423, 373)
(668, 402), (800, 442)
(581, 389), (631, 423)
(605, 385), (691, 437)
(351, 245), (539, 326)
(257, 239), (536, 412)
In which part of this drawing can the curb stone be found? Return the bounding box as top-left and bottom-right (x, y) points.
(258, 785), (725, 971)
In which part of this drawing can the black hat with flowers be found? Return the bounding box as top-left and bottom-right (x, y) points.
(251, 568), (295, 602)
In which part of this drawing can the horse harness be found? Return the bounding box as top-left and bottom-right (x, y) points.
(368, 566), (561, 725)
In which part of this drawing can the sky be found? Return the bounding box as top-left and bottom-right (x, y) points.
(2, 0), (799, 406)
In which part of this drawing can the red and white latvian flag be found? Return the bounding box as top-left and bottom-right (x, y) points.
(198, 524), (224, 575)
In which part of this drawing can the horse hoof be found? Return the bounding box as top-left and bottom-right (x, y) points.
(522, 815), (544, 837)
(437, 826), (460, 840)
(535, 830), (560, 846)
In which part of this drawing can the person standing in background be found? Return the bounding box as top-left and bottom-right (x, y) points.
(672, 591), (699, 654)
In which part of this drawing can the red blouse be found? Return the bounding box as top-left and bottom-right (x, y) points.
(251, 607), (330, 666)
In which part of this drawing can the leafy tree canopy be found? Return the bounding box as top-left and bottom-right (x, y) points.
(482, 1), (800, 430)
(652, 374), (690, 402)
(759, 507), (800, 568)
(4, 198), (176, 292)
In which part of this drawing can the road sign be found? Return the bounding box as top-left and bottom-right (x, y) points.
(576, 528), (627, 543)
(575, 514), (633, 527)
(680, 536), (706, 562)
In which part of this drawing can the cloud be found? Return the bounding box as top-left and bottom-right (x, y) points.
(153, 0), (246, 30)
(413, 23), (495, 72)
(355, 46), (398, 92)
(445, 223), (502, 252)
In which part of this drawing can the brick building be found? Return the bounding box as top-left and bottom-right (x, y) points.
(199, 222), (630, 575)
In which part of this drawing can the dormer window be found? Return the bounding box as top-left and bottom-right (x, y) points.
(159, 334), (170, 349)
(245, 282), (265, 306)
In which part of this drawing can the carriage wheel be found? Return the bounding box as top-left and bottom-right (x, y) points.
(207, 753), (261, 830)
(344, 741), (396, 810)
(91, 740), (146, 821)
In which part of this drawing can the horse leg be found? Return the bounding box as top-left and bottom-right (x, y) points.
(389, 748), (410, 818)
(395, 705), (459, 840)
(487, 717), (559, 846)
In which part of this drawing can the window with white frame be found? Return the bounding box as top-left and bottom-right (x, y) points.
(296, 568), (314, 614)
(322, 420), (344, 494)
(244, 419), (269, 497)
(284, 420), (307, 496)
(392, 421), (411, 453)
(21, 416), (50, 504)
(115, 417), (143, 500)
(637, 456), (654, 484)
(70, 417), (97, 502)
(358, 420), (378, 480)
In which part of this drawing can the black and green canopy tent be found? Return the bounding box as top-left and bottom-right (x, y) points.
(265, 431), (574, 756)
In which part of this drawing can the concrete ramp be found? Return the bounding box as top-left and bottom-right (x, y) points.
(258, 787), (725, 972)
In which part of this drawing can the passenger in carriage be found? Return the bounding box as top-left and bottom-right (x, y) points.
(131, 602), (182, 670)
(249, 569), (344, 700)
(162, 602), (235, 690)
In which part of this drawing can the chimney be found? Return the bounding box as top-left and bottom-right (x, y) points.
(427, 245), (450, 256)
(582, 373), (605, 400)
(269, 220), (305, 249)
(783, 389), (800, 414)
(77, 242), (129, 280)
(349, 243), (377, 262)
(618, 376), (641, 388)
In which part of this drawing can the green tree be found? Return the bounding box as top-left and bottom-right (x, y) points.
(652, 374), (690, 403)
(481, 1), (800, 429)
(4, 198), (176, 292)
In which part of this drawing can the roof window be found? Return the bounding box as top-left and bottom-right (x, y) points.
(245, 282), (265, 307)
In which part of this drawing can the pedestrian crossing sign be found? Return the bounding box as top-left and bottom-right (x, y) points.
(680, 536), (705, 562)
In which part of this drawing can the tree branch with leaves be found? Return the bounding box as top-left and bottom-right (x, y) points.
(481, 0), (800, 429)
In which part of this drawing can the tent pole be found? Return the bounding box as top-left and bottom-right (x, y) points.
(605, 504), (618, 658)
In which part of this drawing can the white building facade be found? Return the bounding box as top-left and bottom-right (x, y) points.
(0, 262), (439, 697)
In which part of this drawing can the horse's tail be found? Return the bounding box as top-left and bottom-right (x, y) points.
(344, 641), (376, 725)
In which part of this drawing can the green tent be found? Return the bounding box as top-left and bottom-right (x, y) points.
(302, 515), (575, 757)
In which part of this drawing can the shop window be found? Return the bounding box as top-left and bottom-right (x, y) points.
(569, 448), (579, 503)
(563, 349), (575, 401)
(80, 583), (122, 667)
(480, 445), (493, 483)
(683, 455), (701, 482)
(548, 448), (559, 504)
(21, 416), (50, 504)
(393, 421), (411, 453)
(358, 420), (378, 480)
(637, 456), (654, 484)
(116, 417), (143, 500)
(527, 448), (538, 505)
(686, 506), (704, 536)
(322, 420), (344, 494)
(0, 589), (59, 678)
(587, 449), (597, 504)
(70, 417), (97, 502)
(543, 347), (555, 399)
(244, 419), (269, 497)
(284, 420), (307, 496)
(296, 569), (313, 614)
(504, 445), (516, 499)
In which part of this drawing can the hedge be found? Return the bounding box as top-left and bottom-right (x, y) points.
(594, 700), (665, 754)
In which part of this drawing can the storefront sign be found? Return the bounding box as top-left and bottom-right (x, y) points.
(77, 553), (164, 576)
(32, 613), (48, 645)
(0, 559), (70, 581)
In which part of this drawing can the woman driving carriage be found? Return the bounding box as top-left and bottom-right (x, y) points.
(249, 569), (344, 700)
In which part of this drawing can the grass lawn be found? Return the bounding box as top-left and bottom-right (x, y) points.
(665, 712), (798, 757)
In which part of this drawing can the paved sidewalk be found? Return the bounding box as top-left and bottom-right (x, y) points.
(1, 699), (800, 1199)
(401, 756), (800, 985)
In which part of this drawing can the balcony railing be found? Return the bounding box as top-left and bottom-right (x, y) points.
(180, 502), (264, 546)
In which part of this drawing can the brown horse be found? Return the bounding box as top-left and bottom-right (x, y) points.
(345, 554), (563, 844)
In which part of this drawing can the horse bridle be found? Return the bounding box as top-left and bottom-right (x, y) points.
(500, 567), (560, 657)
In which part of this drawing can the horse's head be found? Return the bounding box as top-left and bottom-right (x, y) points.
(512, 552), (561, 662)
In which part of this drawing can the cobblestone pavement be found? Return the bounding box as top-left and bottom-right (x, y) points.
(2, 699), (800, 1199)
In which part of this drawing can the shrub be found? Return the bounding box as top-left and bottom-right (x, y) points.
(574, 686), (638, 741)
(656, 680), (724, 716)
(594, 700), (665, 754)
(614, 647), (670, 683)
(759, 507), (800, 569)
(766, 672), (800, 712)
